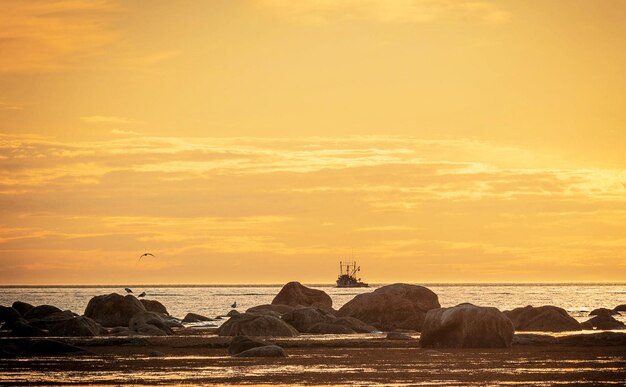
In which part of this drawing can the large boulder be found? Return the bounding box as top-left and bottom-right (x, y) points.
(23, 305), (63, 320)
(129, 311), (173, 335)
(582, 314), (625, 330)
(217, 313), (298, 337)
(337, 283), (440, 331)
(48, 316), (103, 337)
(281, 307), (335, 333)
(11, 320), (46, 337)
(140, 300), (169, 316)
(228, 336), (273, 356)
(420, 304), (514, 348)
(504, 305), (581, 332)
(0, 306), (21, 324)
(233, 345), (287, 357)
(247, 304), (295, 316)
(12, 301), (34, 316)
(271, 282), (333, 311)
(84, 293), (146, 327)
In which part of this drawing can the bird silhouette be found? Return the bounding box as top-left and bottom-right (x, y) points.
(124, 287), (133, 293)
(138, 292), (146, 298)
(231, 301), (237, 308)
(138, 253), (155, 262)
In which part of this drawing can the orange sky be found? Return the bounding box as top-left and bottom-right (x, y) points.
(1, 1), (625, 284)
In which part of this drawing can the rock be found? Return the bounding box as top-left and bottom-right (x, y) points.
(589, 308), (617, 316)
(233, 345), (287, 357)
(558, 331), (626, 346)
(148, 351), (166, 357)
(337, 283), (440, 331)
(512, 333), (558, 345)
(226, 310), (240, 317)
(228, 336), (273, 356)
(0, 306), (21, 324)
(583, 314), (625, 330)
(281, 307), (335, 333)
(12, 301), (34, 316)
(247, 304), (295, 316)
(48, 316), (103, 337)
(23, 305), (63, 320)
(27, 310), (76, 330)
(580, 321), (594, 330)
(307, 322), (355, 334)
(182, 313), (213, 323)
(332, 317), (378, 333)
(613, 304), (626, 312)
(217, 313), (299, 337)
(107, 326), (134, 336)
(504, 305), (581, 332)
(84, 293), (146, 327)
(272, 282), (333, 311)
(11, 320), (46, 337)
(420, 304), (514, 348)
(386, 331), (412, 340)
(135, 324), (169, 336)
(140, 299), (169, 316)
(129, 311), (173, 335)
(28, 339), (88, 356)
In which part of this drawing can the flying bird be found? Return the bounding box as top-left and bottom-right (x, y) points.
(138, 292), (146, 298)
(124, 287), (133, 293)
(138, 253), (155, 261)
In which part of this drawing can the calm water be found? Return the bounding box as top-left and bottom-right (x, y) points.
(1, 283), (624, 324)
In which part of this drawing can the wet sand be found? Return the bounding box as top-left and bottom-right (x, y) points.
(1, 333), (625, 385)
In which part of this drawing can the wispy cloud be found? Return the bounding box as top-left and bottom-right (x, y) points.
(110, 129), (138, 136)
(258, 0), (511, 25)
(0, 101), (23, 111)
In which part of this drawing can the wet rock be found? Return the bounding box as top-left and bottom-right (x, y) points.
(332, 317), (378, 333)
(386, 331), (412, 340)
(217, 313), (299, 337)
(504, 305), (581, 332)
(129, 311), (173, 335)
(106, 326), (134, 336)
(182, 312), (213, 323)
(421, 304), (514, 348)
(282, 307), (335, 333)
(307, 322), (355, 334)
(48, 316), (103, 337)
(226, 310), (240, 317)
(582, 314), (625, 330)
(271, 282), (333, 311)
(0, 306), (21, 324)
(12, 301), (34, 316)
(148, 350), (166, 357)
(140, 299), (169, 316)
(228, 335), (273, 356)
(23, 305), (63, 320)
(589, 308), (618, 316)
(27, 310), (77, 330)
(247, 304), (295, 316)
(233, 344), (287, 357)
(11, 320), (46, 337)
(558, 331), (626, 346)
(512, 333), (559, 345)
(613, 304), (626, 312)
(337, 283), (440, 331)
(84, 293), (146, 327)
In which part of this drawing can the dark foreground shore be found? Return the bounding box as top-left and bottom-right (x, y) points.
(1, 332), (625, 385)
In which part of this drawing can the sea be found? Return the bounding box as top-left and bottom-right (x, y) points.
(1, 283), (625, 325)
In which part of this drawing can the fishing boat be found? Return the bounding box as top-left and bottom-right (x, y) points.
(336, 260), (369, 288)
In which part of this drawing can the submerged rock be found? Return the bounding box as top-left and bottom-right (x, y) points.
(217, 313), (298, 337)
(84, 293), (146, 327)
(589, 308), (618, 316)
(271, 282), (333, 311)
(420, 304), (514, 348)
(182, 312), (213, 323)
(513, 333), (559, 346)
(140, 299), (169, 316)
(582, 314), (625, 330)
(504, 305), (581, 332)
(337, 283), (440, 331)
(228, 336), (273, 356)
(558, 331), (626, 346)
(386, 331), (412, 340)
(233, 345), (287, 357)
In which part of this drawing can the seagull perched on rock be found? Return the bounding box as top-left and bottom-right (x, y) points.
(124, 287), (133, 294)
(138, 253), (155, 261)
(138, 292), (146, 298)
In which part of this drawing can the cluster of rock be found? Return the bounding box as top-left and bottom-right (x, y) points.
(2, 281), (625, 353)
